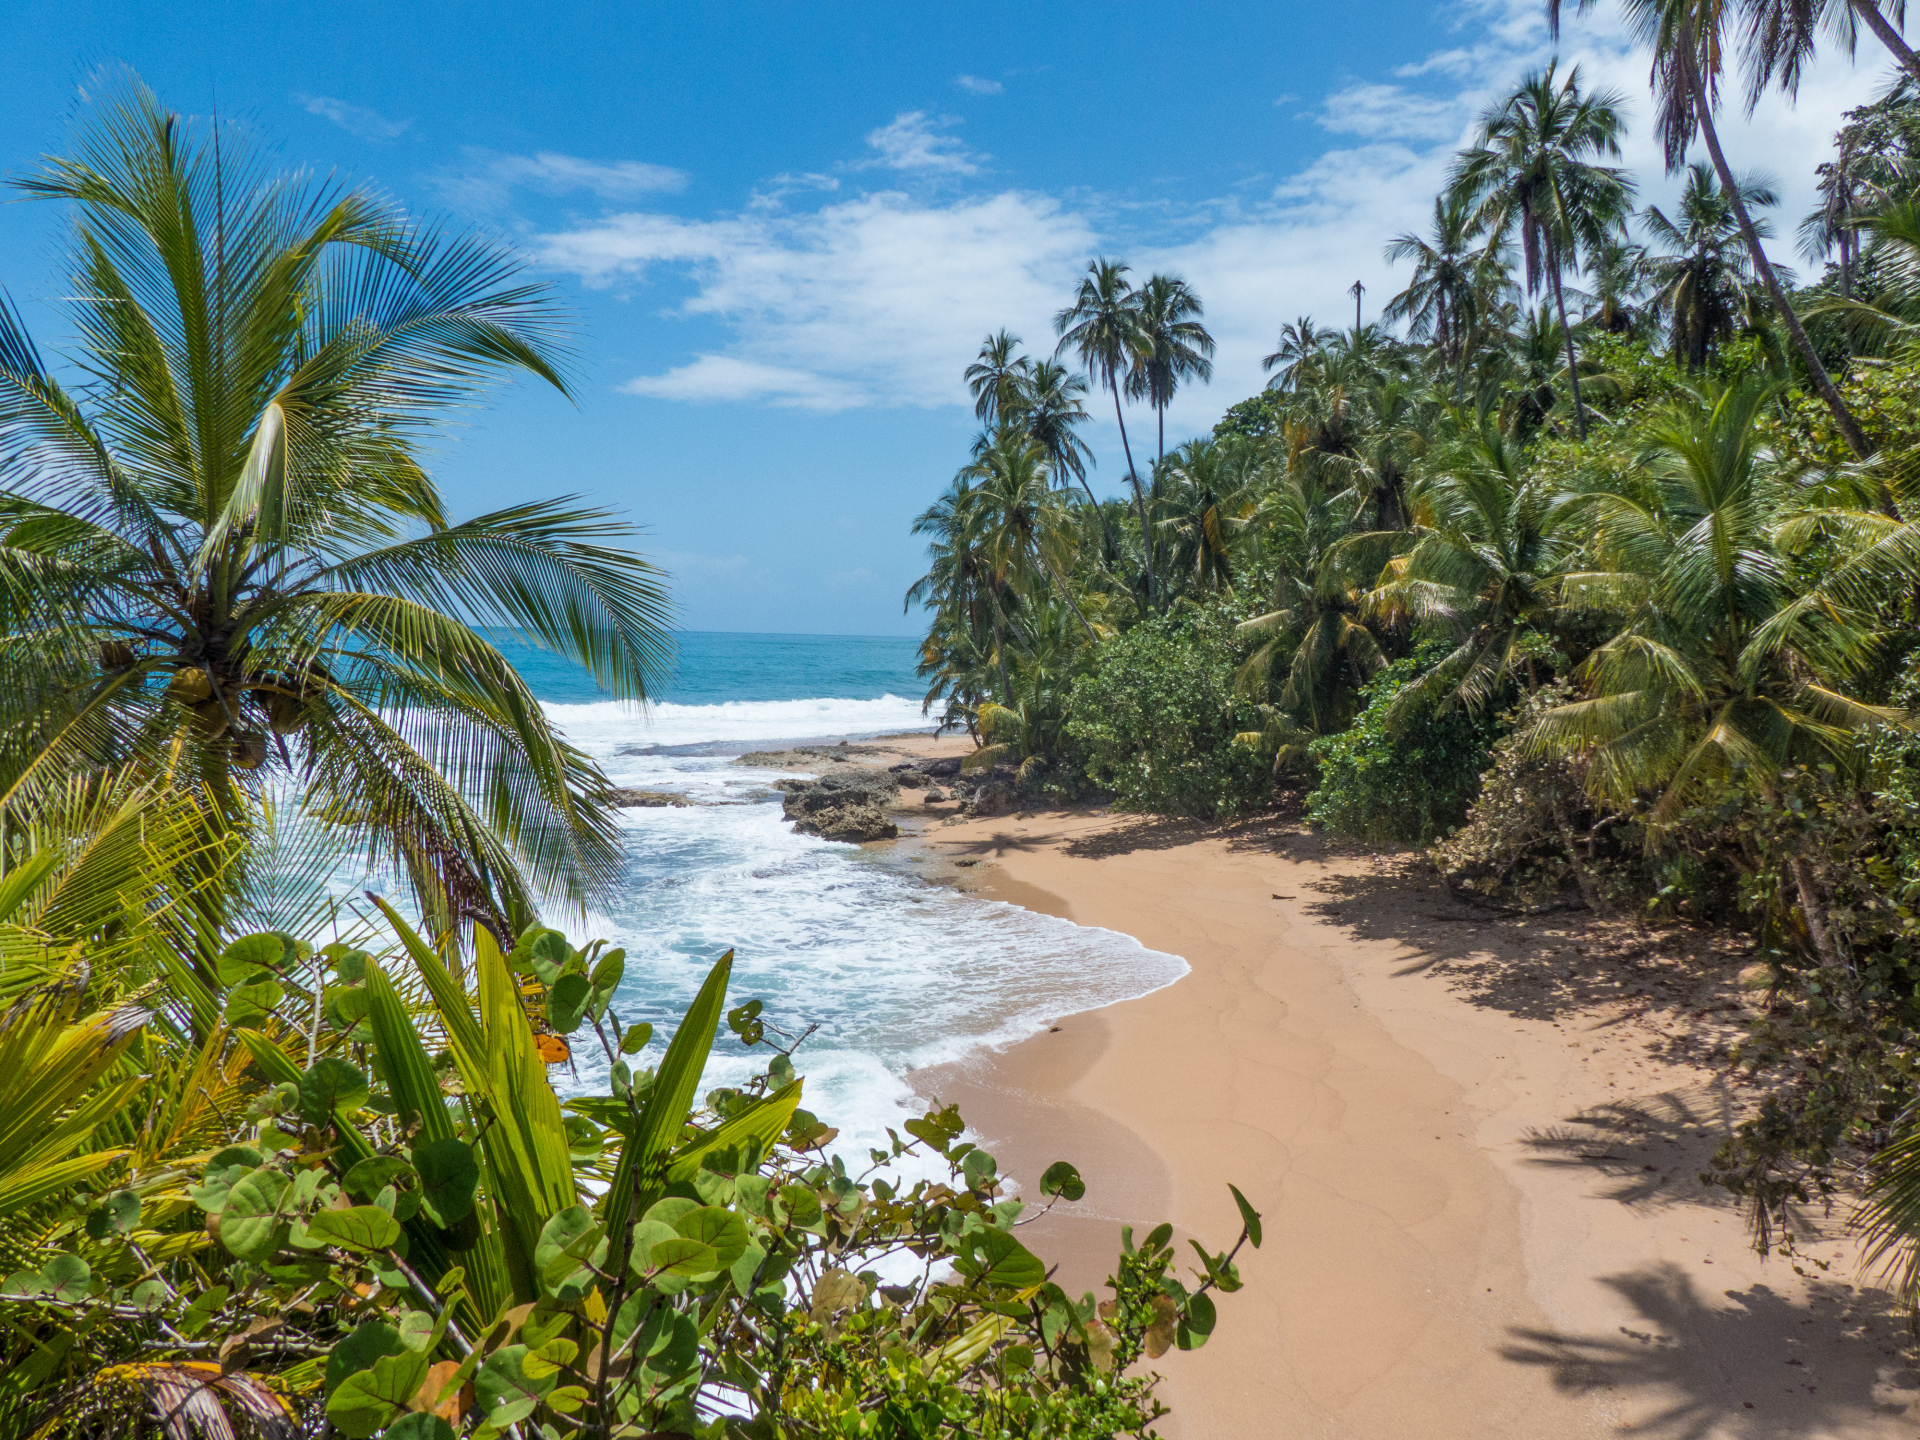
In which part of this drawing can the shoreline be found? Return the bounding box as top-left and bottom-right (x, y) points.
(893, 800), (1920, 1438)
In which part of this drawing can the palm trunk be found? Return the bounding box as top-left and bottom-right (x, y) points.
(1111, 376), (1156, 609)
(991, 612), (1012, 706)
(1681, 39), (1872, 462)
(1157, 402), (1165, 467)
(1789, 854), (1843, 972)
(1851, 0), (1920, 83)
(1041, 552), (1100, 645)
(1550, 258), (1588, 441)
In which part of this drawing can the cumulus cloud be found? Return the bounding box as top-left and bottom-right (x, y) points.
(858, 112), (981, 174)
(295, 94), (409, 142)
(533, 0), (1869, 437)
(433, 150), (687, 211)
(956, 74), (1004, 95)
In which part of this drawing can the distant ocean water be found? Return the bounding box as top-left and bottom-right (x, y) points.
(506, 630), (1187, 1181)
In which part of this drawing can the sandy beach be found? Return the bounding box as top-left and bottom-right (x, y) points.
(862, 776), (1920, 1439)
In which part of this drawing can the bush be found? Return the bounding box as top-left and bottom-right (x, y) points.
(1065, 605), (1271, 819)
(1306, 648), (1505, 844)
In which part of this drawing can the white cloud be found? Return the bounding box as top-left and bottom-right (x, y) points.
(432, 150), (687, 211)
(858, 112), (981, 174)
(1317, 82), (1470, 141)
(534, 0), (1871, 443)
(619, 356), (869, 410)
(296, 94), (409, 142)
(956, 75), (1004, 95)
(544, 191), (1094, 410)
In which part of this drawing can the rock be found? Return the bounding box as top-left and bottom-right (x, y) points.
(607, 788), (690, 808)
(780, 768), (902, 842)
(895, 769), (927, 789)
(970, 782), (1016, 816)
(918, 757), (962, 779)
(923, 788), (948, 803)
(737, 744), (884, 768)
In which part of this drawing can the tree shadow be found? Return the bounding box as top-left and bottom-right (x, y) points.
(1517, 1085), (1750, 1210)
(1500, 1262), (1916, 1436)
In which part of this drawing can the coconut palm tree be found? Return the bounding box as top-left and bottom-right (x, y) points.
(961, 428), (1099, 644)
(1532, 377), (1893, 963)
(1055, 259), (1155, 603)
(1644, 162), (1780, 368)
(1385, 194), (1493, 388)
(1449, 62), (1637, 440)
(907, 477), (1004, 706)
(0, 76), (670, 936)
(964, 330), (1031, 425)
(1153, 437), (1260, 598)
(1580, 234), (1656, 335)
(1553, 0), (1873, 457)
(1737, 0), (1920, 100)
(1129, 273), (1216, 465)
(1262, 317), (1335, 393)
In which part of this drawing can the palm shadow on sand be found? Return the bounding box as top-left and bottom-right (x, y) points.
(1500, 1262), (1915, 1437)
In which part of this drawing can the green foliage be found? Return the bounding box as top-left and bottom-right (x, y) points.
(0, 925), (1263, 1440)
(1306, 649), (1506, 844)
(1064, 605), (1272, 818)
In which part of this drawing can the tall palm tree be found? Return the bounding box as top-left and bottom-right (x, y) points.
(1450, 62), (1637, 440)
(1644, 162), (1780, 368)
(1737, 0), (1920, 100)
(961, 429), (1099, 644)
(1007, 358), (1116, 559)
(1055, 259), (1155, 603)
(0, 76), (670, 935)
(1262, 316), (1334, 392)
(1129, 273), (1216, 465)
(1385, 194), (1490, 388)
(1533, 377), (1893, 963)
(964, 330), (1030, 426)
(906, 476), (1006, 707)
(1579, 234), (1656, 335)
(1153, 437), (1259, 597)
(1553, 0), (1874, 458)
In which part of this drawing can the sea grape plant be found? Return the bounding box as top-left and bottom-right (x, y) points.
(5, 912), (1260, 1440)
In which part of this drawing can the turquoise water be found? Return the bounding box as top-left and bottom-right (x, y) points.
(488, 628), (923, 707)
(511, 629), (1184, 1190)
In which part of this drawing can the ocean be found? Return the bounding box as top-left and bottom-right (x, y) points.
(509, 629), (1187, 1180)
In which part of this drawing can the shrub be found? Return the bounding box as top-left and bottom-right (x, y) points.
(1306, 648), (1505, 844)
(1065, 605), (1271, 819)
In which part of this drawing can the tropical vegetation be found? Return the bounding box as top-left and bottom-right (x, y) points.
(0, 76), (1259, 1440)
(903, 22), (1920, 1317)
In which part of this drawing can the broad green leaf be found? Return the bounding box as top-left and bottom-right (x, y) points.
(382, 1416), (455, 1440)
(475, 1344), (551, 1427)
(675, 1207), (749, 1271)
(220, 1169), (290, 1261)
(343, 1156), (414, 1200)
(298, 1058), (370, 1126)
(217, 933), (290, 986)
(619, 1021), (653, 1055)
(41, 1253), (89, 1302)
(1176, 1291), (1217, 1350)
(958, 1227), (1044, 1290)
(413, 1138), (480, 1226)
(546, 972), (591, 1034)
(225, 977), (284, 1025)
(306, 1206), (401, 1252)
(643, 1237), (720, 1276)
(84, 1190), (141, 1240)
(325, 1320), (404, 1395)
(963, 1149), (998, 1191)
(1041, 1160), (1085, 1202)
(326, 1349), (429, 1438)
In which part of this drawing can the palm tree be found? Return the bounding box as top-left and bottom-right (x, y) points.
(0, 76), (670, 936)
(1532, 377), (1893, 963)
(1153, 438), (1259, 597)
(1262, 316), (1334, 392)
(962, 429), (1099, 644)
(1644, 162), (1780, 368)
(1385, 195), (1491, 390)
(1737, 0), (1920, 100)
(907, 476), (1008, 708)
(1129, 273), (1216, 465)
(1449, 62), (1637, 440)
(1007, 357), (1117, 560)
(1580, 234), (1655, 335)
(965, 330), (1031, 426)
(1055, 259), (1155, 603)
(1553, 0), (1873, 457)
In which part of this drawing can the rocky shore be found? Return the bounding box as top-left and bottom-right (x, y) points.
(734, 741), (1028, 842)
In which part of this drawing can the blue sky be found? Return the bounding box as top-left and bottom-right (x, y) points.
(0, 0), (1880, 634)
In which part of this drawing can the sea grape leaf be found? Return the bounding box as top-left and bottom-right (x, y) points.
(381, 1416), (454, 1440)
(1229, 1182), (1263, 1248)
(216, 932), (289, 986)
(298, 1058), (369, 1126)
(643, 1237), (719, 1277)
(1040, 1160), (1085, 1202)
(413, 1138), (479, 1226)
(219, 1169), (290, 1261)
(546, 972), (591, 1034)
(343, 1156), (414, 1200)
(326, 1349), (429, 1438)
(956, 1227), (1044, 1290)
(325, 1320), (404, 1395)
(1176, 1291), (1217, 1350)
(225, 977), (284, 1026)
(674, 1206), (749, 1271)
(305, 1206), (400, 1252)
(41, 1253), (89, 1302)
(84, 1190), (142, 1240)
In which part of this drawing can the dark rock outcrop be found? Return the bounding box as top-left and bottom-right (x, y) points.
(781, 768), (900, 842)
(608, 788), (691, 808)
